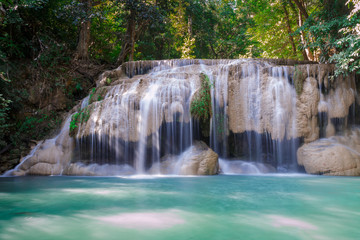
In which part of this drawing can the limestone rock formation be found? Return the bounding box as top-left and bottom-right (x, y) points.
(297, 128), (360, 176)
(77, 65), (202, 143)
(296, 77), (320, 143)
(80, 60), (356, 148)
(227, 62), (355, 144)
(7, 59), (357, 176)
(97, 66), (125, 87)
(10, 118), (74, 176)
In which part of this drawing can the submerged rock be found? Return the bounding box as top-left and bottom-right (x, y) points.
(219, 159), (276, 174)
(147, 157), (177, 175)
(297, 128), (360, 176)
(63, 163), (136, 176)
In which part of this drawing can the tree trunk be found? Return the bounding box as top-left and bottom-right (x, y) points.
(209, 42), (218, 59)
(282, 3), (297, 56)
(129, 20), (136, 62)
(292, 0), (309, 18)
(0, 3), (5, 24)
(298, 9), (314, 61)
(117, 11), (136, 66)
(187, 15), (192, 36)
(292, 0), (315, 61)
(116, 40), (132, 66)
(74, 0), (91, 61)
(117, 9), (150, 66)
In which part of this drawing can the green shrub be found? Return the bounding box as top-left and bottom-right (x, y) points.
(69, 112), (80, 132)
(190, 73), (213, 123)
(0, 93), (12, 148)
(69, 106), (92, 137)
(14, 111), (61, 144)
(293, 66), (305, 95)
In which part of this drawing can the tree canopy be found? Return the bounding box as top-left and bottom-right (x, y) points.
(0, 0), (359, 69)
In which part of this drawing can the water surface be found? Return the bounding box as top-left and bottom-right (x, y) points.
(0, 175), (359, 240)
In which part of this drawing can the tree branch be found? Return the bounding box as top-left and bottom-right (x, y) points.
(292, 0), (309, 18)
(282, 2), (297, 55)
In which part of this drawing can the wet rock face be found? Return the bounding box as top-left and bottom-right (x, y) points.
(296, 77), (320, 143)
(228, 63), (355, 141)
(77, 65), (202, 143)
(87, 60), (355, 146)
(297, 128), (360, 176)
(228, 65), (298, 140)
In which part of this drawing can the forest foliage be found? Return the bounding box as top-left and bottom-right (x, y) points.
(0, 0), (359, 150)
(1, 0), (359, 67)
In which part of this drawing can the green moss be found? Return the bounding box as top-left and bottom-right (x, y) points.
(190, 73), (213, 123)
(293, 66), (305, 95)
(215, 113), (225, 135)
(106, 77), (112, 85)
(88, 87), (96, 103)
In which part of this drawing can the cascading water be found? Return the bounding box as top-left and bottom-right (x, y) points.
(241, 63), (263, 162)
(134, 69), (196, 173)
(72, 62), (199, 174)
(208, 60), (232, 158)
(7, 59), (357, 176)
(226, 62), (302, 172)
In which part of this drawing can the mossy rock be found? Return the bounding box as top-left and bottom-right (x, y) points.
(88, 86), (109, 105)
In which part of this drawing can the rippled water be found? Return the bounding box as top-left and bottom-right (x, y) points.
(0, 175), (359, 240)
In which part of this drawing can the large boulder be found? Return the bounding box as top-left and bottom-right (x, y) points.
(177, 141), (219, 175)
(297, 128), (360, 176)
(148, 141), (219, 175)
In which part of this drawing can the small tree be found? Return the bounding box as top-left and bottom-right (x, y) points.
(329, 0), (360, 75)
(74, 0), (92, 61)
(0, 73), (12, 149)
(181, 36), (196, 59)
(116, 0), (162, 65)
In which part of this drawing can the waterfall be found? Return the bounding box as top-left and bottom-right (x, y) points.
(208, 60), (233, 158)
(223, 62), (301, 172)
(8, 59), (357, 176)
